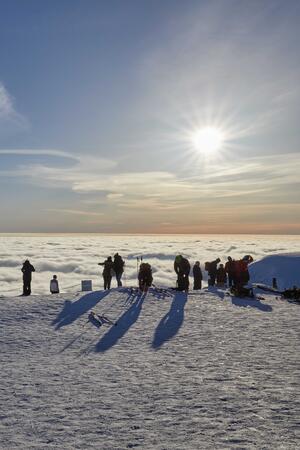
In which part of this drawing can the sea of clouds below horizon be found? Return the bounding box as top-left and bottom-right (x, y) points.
(1, 234), (300, 295)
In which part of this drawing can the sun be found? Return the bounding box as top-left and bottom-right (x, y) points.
(191, 127), (224, 154)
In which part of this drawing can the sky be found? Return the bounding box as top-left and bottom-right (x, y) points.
(0, 0), (299, 234)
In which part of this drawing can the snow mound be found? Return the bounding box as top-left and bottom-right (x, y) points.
(249, 252), (300, 290)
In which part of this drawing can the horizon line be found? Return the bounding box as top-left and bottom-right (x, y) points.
(0, 232), (300, 237)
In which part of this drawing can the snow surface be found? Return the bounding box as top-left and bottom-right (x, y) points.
(249, 253), (300, 290)
(0, 288), (299, 449)
(1, 234), (300, 296)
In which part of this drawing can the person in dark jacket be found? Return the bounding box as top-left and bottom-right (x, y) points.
(207, 258), (221, 286)
(174, 255), (190, 292)
(225, 256), (235, 287)
(21, 260), (35, 296)
(98, 256), (114, 290)
(113, 253), (125, 287)
(192, 261), (202, 290)
(138, 262), (153, 292)
(216, 264), (227, 287)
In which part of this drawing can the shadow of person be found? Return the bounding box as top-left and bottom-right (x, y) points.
(152, 292), (187, 350)
(207, 285), (226, 300)
(230, 296), (272, 312)
(52, 290), (111, 329)
(95, 291), (146, 353)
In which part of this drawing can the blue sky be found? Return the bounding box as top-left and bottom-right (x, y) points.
(0, 0), (299, 233)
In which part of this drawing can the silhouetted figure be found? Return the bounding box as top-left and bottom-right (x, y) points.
(174, 255), (190, 292)
(50, 274), (59, 294)
(216, 264), (227, 287)
(232, 255), (254, 296)
(113, 253), (125, 287)
(193, 261), (202, 290)
(21, 260), (35, 296)
(138, 263), (153, 292)
(225, 256), (235, 287)
(236, 255), (253, 288)
(206, 258), (221, 286)
(98, 256), (114, 290)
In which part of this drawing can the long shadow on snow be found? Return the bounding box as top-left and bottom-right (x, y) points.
(52, 290), (111, 329)
(206, 286), (226, 300)
(95, 291), (146, 353)
(230, 296), (272, 312)
(152, 292), (187, 350)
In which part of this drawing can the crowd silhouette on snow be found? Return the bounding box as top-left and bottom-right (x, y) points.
(16, 252), (299, 300)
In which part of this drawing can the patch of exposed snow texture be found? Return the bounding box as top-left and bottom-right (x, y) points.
(1, 234), (300, 296)
(0, 289), (299, 449)
(249, 253), (300, 290)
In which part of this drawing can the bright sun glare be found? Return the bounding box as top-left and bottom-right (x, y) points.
(192, 127), (224, 154)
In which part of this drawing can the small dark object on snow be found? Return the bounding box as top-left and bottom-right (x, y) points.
(282, 287), (300, 301)
(88, 311), (117, 327)
(230, 286), (254, 298)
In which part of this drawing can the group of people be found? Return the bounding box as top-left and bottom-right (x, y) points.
(19, 253), (253, 296)
(21, 260), (60, 295)
(173, 254), (254, 293)
(98, 253), (125, 290)
(205, 255), (254, 289)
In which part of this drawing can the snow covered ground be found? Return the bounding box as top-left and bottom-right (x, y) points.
(0, 287), (299, 449)
(249, 253), (300, 290)
(1, 234), (300, 296)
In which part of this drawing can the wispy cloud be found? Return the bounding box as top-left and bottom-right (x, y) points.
(0, 83), (15, 118)
(46, 208), (105, 217)
(1, 151), (299, 211)
(0, 82), (28, 128)
(0, 149), (78, 159)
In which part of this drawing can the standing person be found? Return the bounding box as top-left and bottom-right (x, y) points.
(113, 253), (125, 287)
(193, 261), (202, 290)
(206, 258), (220, 286)
(50, 275), (59, 294)
(225, 256), (235, 287)
(216, 264), (227, 287)
(98, 256), (114, 290)
(21, 259), (35, 296)
(239, 255), (254, 286)
(174, 255), (191, 292)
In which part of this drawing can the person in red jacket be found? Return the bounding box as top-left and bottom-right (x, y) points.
(234, 255), (253, 288)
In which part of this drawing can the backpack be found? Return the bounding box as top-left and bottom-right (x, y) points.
(139, 262), (152, 276)
(205, 262), (211, 271)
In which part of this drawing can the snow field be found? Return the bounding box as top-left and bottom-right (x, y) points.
(0, 288), (299, 449)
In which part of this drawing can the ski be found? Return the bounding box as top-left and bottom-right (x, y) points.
(88, 311), (117, 327)
(252, 283), (281, 294)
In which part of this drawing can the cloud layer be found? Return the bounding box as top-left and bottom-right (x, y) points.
(1, 234), (300, 295)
